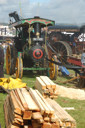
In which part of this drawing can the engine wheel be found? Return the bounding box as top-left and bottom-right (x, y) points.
(52, 41), (72, 63)
(49, 55), (58, 80)
(6, 45), (16, 75)
(15, 57), (23, 78)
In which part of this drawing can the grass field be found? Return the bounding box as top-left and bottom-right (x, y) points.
(0, 72), (85, 128)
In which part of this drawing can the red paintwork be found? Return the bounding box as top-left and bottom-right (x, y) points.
(67, 57), (81, 66)
(67, 57), (85, 68)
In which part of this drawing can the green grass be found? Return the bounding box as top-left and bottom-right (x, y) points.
(56, 97), (85, 128)
(0, 93), (7, 128)
(0, 71), (85, 128)
(53, 70), (79, 88)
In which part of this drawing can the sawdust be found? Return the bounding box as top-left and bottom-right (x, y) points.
(55, 84), (85, 100)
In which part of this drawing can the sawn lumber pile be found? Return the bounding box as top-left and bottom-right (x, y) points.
(35, 76), (58, 98)
(4, 88), (76, 128)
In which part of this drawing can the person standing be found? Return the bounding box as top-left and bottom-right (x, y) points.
(0, 43), (4, 77)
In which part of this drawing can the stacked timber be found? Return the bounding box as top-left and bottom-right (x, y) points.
(46, 98), (76, 128)
(4, 88), (76, 128)
(35, 76), (58, 98)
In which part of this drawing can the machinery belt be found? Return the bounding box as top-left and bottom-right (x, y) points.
(47, 42), (58, 55)
(46, 57), (84, 69)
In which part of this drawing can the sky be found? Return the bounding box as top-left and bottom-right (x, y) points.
(0, 0), (85, 25)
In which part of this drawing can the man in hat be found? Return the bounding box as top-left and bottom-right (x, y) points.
(0, 43), (4, 77)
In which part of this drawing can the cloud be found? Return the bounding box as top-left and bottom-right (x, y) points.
(22, 0), (85, 24)
(0, 0), (7, 4)
(0, 0), (29, 22)
(0, 0), (85, 25)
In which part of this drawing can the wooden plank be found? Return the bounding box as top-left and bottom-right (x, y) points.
(5, 95), (14, 125)
(13, 119), (24, 126)
(12, 90), (25, 112)
(50, 96), (58, 99)
(46, 98), (76, 125)
(30, 88), (52, 114)
(32, 120), (41, 128)
(62, 76), (79, 84)
(50, 114), (59, 123)
(43, 89), (49, 94)
(7, 124), (20, 128)
(15, 88), (29, 110)
(32, 112), (44, 124)
(34, 81), (43, 94)
(4, 95), (11, 128)
(24, 126), (32, 128)
(44, 76), (56, 89)
(23, 111), (32, 120)
(48, 88), (54, 95)
(42, 122), (52, 128)
(13, 113), (23, 120)
(20, 88), (40, 111)
(9, 91), (22, 115)
(4, 95), (23, 127)
(51, 123), (60, 128)
(40, 76), (51, 88)
(36, 90), (54, 114)
(44, 116), (50, 122)
(63, 107), (75, 110)
(35, 77), (46, 92)
(29, 88), (45, 115)
(32, 112), (43, 120)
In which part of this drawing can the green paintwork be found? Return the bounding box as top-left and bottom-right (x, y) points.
(9, 17), (55, 28)
(23, 67), (50, 71)
(23, 67), (50, 76)
(18, 52), (23, 57)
